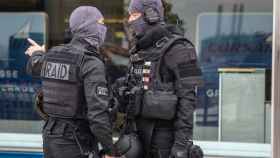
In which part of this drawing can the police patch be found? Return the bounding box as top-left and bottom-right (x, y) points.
(43, 62), (70, 80)
(96, 84), (109, 96)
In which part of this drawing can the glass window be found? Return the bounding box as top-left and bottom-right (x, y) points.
(196, 13), (272, 143)
(0, 13), (47, 133)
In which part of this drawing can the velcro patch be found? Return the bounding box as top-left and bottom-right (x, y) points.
(178, 62), (202, 78)
(43, 62), (70, 80)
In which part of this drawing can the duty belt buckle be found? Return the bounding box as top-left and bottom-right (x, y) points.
(156, 37), (169, 48)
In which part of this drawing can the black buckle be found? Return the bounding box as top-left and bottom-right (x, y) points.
(156, 37), (169, 48)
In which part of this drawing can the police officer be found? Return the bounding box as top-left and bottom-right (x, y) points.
(114, 0), (203, 158)
(25, 6), (116, 158)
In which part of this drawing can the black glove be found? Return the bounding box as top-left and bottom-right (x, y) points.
(189, 145), (203, 158)
(170, 141), (192, 158)
(112, 77), (129, 109)
(108, 97), (119, 122)
(170, 141), (203, 158)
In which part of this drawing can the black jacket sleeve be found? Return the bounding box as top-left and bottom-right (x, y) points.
(81, 55), (115, 155)
(26, 51), (46, 77)
(164, 42), (202, 146)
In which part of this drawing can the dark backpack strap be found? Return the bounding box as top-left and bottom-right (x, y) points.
(155, 36), (193, 84)
(67, 44), (104, 64)
(66, 44), (105, 81)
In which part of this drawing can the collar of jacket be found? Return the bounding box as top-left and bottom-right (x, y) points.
(70, 36), (99, 55)
(135, 24), (184, 51)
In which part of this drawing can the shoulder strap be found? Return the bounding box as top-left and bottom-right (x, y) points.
(67, 45), (106, 82)
(155, 36), (193, 83)
(67, 44), (104, 64)
(158, 36), (193, 60)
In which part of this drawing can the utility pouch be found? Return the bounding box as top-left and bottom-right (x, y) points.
(142, 90), (177, 120)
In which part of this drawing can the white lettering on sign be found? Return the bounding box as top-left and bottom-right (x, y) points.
(0, 70), (19, 79)
(44, 62), (70, 80)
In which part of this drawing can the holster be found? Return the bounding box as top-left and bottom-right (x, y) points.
(34, 90), (48, 120)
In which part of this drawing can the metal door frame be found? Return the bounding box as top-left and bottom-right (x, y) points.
(272, 0), (280, 157)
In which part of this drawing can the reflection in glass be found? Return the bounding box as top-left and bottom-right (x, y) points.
(0, 13), (47, 133)
(196, 13), (272, 142)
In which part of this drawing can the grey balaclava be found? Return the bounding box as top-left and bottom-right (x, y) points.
(69, 6), (107, 48)
(128, 0), (164, 36)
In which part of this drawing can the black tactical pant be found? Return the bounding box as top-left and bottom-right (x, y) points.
(43, 118), (98, 158)
(149, 128), (174, 158)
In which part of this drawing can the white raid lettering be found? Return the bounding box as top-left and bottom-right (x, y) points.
(44, 62), (70, 80)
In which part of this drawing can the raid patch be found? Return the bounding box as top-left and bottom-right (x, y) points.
(43, 62), (70, 80)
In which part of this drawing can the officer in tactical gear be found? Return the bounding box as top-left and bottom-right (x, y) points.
(114, 0), (203, 158)
(25, 6), (116, 158)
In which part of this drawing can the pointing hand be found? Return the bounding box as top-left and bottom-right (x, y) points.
(25, 38), (46, 56)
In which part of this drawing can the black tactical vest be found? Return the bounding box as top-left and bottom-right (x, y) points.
(129, 36), (189, 91)
(128, 36), (194, 121)
(40, 46), (85, 119)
